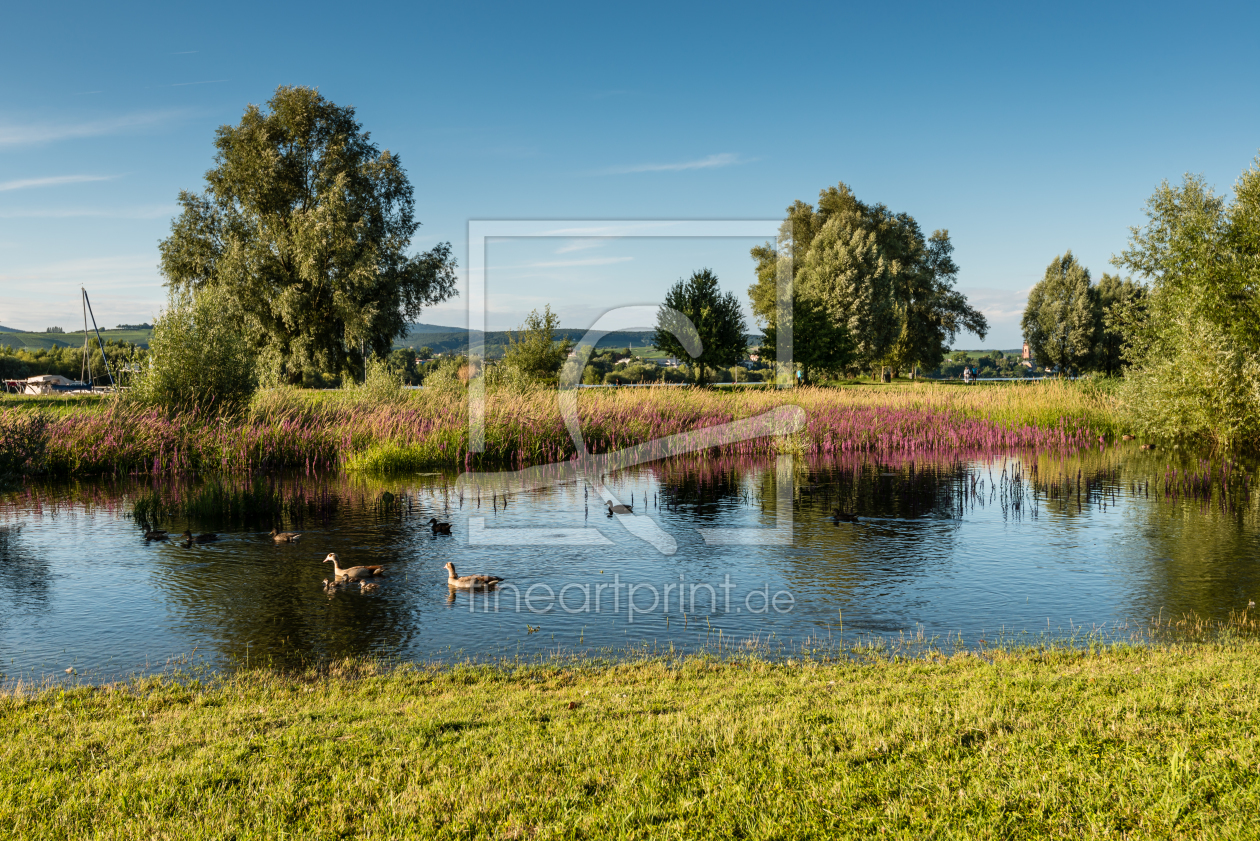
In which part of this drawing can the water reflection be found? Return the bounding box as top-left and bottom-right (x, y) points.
(0, 446), (1257, 683)
(0, 523), (50, 617)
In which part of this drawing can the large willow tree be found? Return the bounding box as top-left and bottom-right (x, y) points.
(750, 183), (986, 380)
(159, 86), (457, 385)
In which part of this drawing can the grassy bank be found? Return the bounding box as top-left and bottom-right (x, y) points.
(0, 380), (1121, 477)
(2, 639), (1257, 839)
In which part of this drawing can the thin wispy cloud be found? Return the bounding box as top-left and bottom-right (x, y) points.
(0, 255), (159, 283)
(955, 286), (1031, 344)
(0, 174), (117, 193)
(555, 238), (613, 254)
(526, 256), (633, 268)
(598, 152), (750, 175)
(0, 204), (176, 220)
(0, 111), (184, 148)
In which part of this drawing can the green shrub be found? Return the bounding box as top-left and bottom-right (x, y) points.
(129, 287), (257, 410)
(421, 355), (469, 396)
(343, 356), (405, 404)
(1113, 160), (1260, 450)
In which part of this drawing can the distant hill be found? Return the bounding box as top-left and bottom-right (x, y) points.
(952, 348), (1025, 359)
(405, 322), (465, 334)
(393, 327), (764, 359)
(0, 325), (18, 333)
(1, 327), (153, 350)
(393, 328), (662, 358)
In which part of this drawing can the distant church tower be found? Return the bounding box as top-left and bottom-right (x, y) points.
(1021, 341), (1033, 369)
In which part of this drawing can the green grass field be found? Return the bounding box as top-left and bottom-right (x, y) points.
(3, 636), (1258, 839)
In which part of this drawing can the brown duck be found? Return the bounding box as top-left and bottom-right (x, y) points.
(323, 553), (385, 581)
(444, 562), (503, 590)
(182, 530), (219, 543)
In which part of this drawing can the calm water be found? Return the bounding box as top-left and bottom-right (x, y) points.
(2, 449), (1257, 684)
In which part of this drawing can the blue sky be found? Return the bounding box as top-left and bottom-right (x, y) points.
(2, 1), (1258, 347)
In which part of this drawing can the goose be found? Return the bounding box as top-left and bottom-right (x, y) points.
(322, 552), (385, 581)
(444, 561), (503, 589)
(831, 509), (859, 523)
(270, 529), (302, 543)
(1122, 434), (1135, 441)
(182, 530), (219, 543)
(360, 581), (381, 593)
(605, 500), (633, 515)
(143, 530), (168, 541)
(428, 518), (453, 535)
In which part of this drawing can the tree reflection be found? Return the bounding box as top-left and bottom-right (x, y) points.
(0, 523), (50, 615)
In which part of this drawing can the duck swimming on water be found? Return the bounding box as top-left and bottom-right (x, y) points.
(323, 553), (385, 581)
(182, 530), (219, 543)
(444, 562), (504, 589)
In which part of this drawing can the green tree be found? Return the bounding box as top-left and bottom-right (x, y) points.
(760, 290), (853, 383)
(887, 230), (988, 377)
(795, 210), (896, 378)
(1021, 252), (1099, 375)
(386, 348), (420, 385)
(751, 183), (984, 381)
(158, 85), (457, 386)
(502, 305), (572, 384)
(1093, 273), (1146, 377)
(131, 286), (257, 409)
(654, 269), (747, 386)
(1110, 162), (1260, 449)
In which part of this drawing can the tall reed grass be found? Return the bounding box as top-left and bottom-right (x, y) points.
(0, 380), (1119, 477)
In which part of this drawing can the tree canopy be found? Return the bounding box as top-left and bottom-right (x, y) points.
(751, 183), (985, 381)
(654, 269), (747, 385)
(1110, 158), (1260, 449)
(159, 85), (457, 386)
(1094, 272), (1145, 377)
(131, 285), (257, 409)
(1021, 252), (1099, 375)
(502, 305), (572, 384)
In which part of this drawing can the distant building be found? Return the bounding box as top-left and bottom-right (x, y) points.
(1021, 342), (1034, 369)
